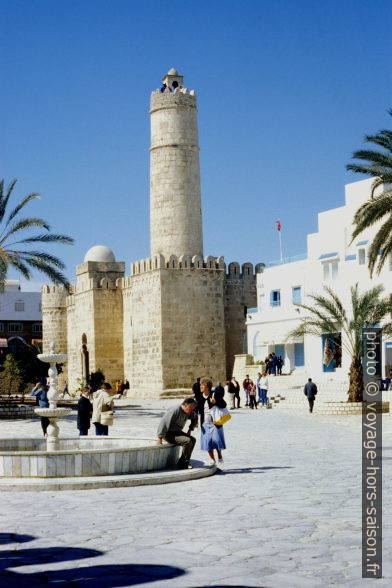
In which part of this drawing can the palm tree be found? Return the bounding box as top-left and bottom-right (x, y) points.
(286, 284), (392, 402)
(346, 109), (392, 276)
(0, 179), (74, 290)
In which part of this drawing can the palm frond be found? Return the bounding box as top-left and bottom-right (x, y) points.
(0, 218), (50, 244)
(351, 192), (392, 240)
(5, 192), (40, 226)
(366, 216), (392, 276)
(22, 257), (70, 288)
(5, 233), (74, 247)
(0, 179), (17, 225)
(16, 250), (66, 269)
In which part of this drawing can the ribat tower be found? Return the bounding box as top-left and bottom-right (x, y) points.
(150, 68), (203, 258)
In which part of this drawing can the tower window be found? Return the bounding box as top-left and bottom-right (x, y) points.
(358, 249), (366, 265)
(15, 301), (25, 312)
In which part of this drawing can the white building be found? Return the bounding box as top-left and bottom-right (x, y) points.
(0, 280), (42, 352)
(247, 178), (392, 381)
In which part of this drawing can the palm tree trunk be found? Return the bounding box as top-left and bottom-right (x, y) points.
(348, 357), (363, 402)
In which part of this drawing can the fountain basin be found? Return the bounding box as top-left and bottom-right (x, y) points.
(35, 408), (72, 418)
(0, 437), (180, 478)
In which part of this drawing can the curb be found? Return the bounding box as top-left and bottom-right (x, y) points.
(0, 464), (217, 492)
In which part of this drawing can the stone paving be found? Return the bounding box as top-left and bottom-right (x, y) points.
(0, 398), (391, 587)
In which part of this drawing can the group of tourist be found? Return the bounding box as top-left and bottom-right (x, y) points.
(31, 371), (320, 470)
(240, 373), (270, 409)
(264, 353), (284, 376)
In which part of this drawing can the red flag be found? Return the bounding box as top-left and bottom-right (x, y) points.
(276, 219), (281, 232)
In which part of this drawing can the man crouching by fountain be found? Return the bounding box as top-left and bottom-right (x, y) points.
(156, 398), (198, 469)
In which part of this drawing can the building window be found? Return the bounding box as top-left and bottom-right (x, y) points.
(8, 323), (23, 332)
(270, 290), (281, 307)
(15, 301), (25, 312)
(292, 286), (302, 305)
(0, 323), (3, 332)
(323, 261), (339, 280)
(39, 303), (42, 312)
(32, 323), (42, 333)
(358, 249), (366, 265)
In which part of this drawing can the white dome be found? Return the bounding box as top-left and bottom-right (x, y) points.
(84, 245), (116, 263)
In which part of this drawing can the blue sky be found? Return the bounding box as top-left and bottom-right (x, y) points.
(1, 0), (392, 288)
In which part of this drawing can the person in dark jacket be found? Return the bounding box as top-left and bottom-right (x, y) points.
(77, 387), (93, 435)
(30, 382), (49, 436)
(304, 378), (318, 413)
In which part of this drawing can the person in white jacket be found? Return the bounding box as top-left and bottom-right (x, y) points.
(92, 382), (114, 435)
(257, 372), (269, 406)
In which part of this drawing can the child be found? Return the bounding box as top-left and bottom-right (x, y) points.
(248, 383), (258, 409)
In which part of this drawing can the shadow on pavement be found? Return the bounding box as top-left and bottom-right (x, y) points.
(218, 466), (294, 475)
(0, 533), (185, 587)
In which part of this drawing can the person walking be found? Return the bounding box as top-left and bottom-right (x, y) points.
(258, 372), (269, 406)
(227, 379), (236, 409)
(199, 377), (227, 466)
(30, 381), (49, 436)
(77, 387), (93, 436)
(156, 397), (198, 469)
(304, 378), (318, 413)
(231, 377), (241, 408)
(92, 382), (114, 435)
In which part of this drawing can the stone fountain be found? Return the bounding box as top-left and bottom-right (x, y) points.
(0, 341), (216, 490)
(35, 341), (71, 451)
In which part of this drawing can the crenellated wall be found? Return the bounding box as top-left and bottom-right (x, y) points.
(64, 261), (125, 392)
(224, 261), (264, 377)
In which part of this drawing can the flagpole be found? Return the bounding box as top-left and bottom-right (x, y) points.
(279, 230), (283, 263)
(276, 219), (283, 262)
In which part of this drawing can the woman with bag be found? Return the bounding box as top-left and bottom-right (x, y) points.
(199, 377), (229, 466)
(92, 382), (114, 436)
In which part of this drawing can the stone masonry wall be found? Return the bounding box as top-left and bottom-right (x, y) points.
(123, 272), (163, 396)
(224, 263), (261, 378)
(160, 266), (226, 389)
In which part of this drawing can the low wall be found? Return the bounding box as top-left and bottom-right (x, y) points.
(316, 401), (390, 415)
(0, 405), (36, 419)
(0, 437), (180, 478)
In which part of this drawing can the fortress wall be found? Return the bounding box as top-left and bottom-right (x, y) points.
(92, 279), (124, 385)
(123, 271), (163, 396)
(224, 262), (263, 378)
(160, 266), (226, 390)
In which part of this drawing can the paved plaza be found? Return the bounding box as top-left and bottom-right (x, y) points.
(0, 398), (391, 587)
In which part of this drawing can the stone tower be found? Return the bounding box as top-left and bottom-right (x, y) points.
(150, 68), (203, 258)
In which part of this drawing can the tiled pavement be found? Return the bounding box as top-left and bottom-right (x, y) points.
(0, 398), (391, 587)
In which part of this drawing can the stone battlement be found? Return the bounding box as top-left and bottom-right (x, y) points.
(41, 284), (71, 307)
(130, 255), (264, 278)
(131, 254), (224, 275)
(226, 262), (265, 278)
(150, 88), (196, 112)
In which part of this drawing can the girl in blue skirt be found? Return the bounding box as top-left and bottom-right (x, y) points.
(199, 377), (227, 465)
